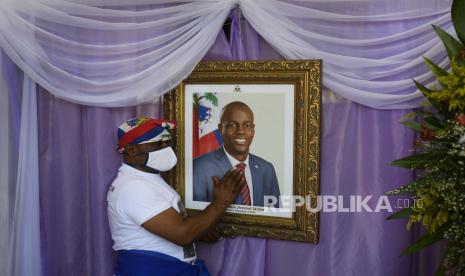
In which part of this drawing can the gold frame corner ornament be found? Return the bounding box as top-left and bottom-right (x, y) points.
(163, 60), (321, 243)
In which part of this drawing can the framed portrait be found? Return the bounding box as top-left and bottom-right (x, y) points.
(164, 60), (321, 243)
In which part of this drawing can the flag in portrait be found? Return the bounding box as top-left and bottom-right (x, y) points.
(192, 92), (223, 158)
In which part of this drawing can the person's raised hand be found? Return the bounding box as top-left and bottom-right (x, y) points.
(212, 168), (244, 209)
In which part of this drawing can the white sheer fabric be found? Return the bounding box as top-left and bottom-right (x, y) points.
(0, 53), (12, 276)
(0, 0), (454, 108)
(9, 76), (42, 276)
(0, 0), (234, 106)
(241, 0), (452, 108)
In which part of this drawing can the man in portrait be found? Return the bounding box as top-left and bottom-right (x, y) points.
(193, 101), (281, 207)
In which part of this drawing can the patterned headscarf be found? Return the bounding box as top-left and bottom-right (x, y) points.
(117, 116), (176, 153)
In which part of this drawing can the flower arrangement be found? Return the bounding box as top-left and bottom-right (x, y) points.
(387, 0), (465, 274)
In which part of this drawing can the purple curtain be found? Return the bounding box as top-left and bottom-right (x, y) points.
(36, 91), (162, 275)
(35, 14), (441, 276)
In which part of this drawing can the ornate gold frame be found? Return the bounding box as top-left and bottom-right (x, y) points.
(163, 60), (321, 243)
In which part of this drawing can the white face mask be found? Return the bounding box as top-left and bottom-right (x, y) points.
(145, 146), (177, 172)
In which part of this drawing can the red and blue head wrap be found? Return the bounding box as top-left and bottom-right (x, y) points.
(117, 117), (176, 153)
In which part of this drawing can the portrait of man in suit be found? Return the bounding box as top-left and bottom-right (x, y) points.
(193, 101), (281, 207)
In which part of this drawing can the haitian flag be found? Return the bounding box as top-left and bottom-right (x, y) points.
(193, 92), (223, 158)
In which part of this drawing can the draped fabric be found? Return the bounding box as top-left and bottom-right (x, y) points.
(10, 76), (42, 276)
(0, 50), (26, 276)
(1, 55), (43, 276)
(0, 53), (41, 275)
(240, 0), (452, 109)
(0, 0), (235, 106)
(0, 51), (14, 276)
(0, 0), (453, 108)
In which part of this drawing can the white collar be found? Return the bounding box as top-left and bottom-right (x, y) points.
(223, 147), (249, 168)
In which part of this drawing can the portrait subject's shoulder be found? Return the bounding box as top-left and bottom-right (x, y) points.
(250, 153), (275, 169)
(193, 149), (221, 170)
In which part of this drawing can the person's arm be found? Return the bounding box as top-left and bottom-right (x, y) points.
(142, 168), (243, 246)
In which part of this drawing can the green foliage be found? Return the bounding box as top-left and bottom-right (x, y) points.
(390, 151), (447, 169)
(423, 57), (449, 79)
(386, 178), (429, 196)
(423, 115), (444, 129)
(389, 116), (465, 272)
(400, 226), (446, 256)
(432, 60), (465, 113)
(400, 120), (422, 131)
(413, 80), (449, 115)
(388, 1), (465, 274)
(433, 25), (464, 63)
(386, 207), (412, 220)
(452, 0), (465, 44)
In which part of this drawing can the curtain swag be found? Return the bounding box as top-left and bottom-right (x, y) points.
(0, 0), (453, 108)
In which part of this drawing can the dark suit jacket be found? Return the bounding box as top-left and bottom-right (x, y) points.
(193, 148), (280, 207)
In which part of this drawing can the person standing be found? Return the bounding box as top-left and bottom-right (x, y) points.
(107, 117), (244, 275)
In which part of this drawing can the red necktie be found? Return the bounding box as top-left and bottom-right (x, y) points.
(235, 163), (251, 205)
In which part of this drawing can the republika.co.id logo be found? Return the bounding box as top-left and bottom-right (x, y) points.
(264, 195), (421, 213)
